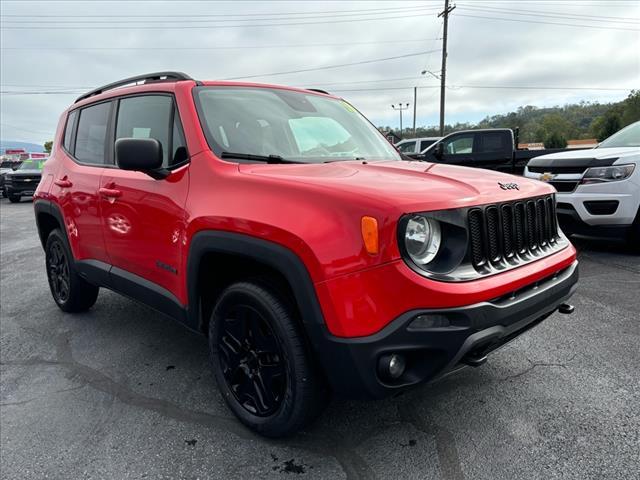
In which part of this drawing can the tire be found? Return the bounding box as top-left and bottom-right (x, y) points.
(8, 194), (20, 203)
(209, 281), (327, 437)
(45, 229), (99, 312)
(629, 211), (640, 251)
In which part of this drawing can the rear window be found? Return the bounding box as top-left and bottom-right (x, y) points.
(74, 102), (110, 165)
(477, 132), (509, 153)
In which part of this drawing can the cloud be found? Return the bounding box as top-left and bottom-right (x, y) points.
(1, 0), (638, 144)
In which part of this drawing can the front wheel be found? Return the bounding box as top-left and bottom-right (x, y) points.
(8, 194), (20, 203)
(209, 282), (327, 437)
(45, 229), (99, 312)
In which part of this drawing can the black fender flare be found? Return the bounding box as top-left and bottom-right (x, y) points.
(33, 199), (68, 249)
(186, 230), (326, 333)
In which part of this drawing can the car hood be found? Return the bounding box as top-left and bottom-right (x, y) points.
(529, 147), (639, 161)
(7, 169), (42, 176)
(240, 160), (554, 212)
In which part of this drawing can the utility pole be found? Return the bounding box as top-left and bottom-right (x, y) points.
(413, 87), (417, 135)
(438, 0), (456, 136)
(391, 103), (410, 136)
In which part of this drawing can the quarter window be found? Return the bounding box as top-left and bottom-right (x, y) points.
(63, 110), (77, 152)
(74, 102), (110, 165)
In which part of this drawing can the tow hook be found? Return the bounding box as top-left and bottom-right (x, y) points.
(558, 303), (575, 314)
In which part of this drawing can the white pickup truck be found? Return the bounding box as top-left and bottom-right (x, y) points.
(524, 121), (640, 244)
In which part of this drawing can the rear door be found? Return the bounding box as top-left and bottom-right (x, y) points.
(98, 94), (189, 298)
(55, 102), (110, 263)
(472, 130), (513, 172)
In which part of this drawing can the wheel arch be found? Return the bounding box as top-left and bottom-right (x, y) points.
(34, 199), (67, 250)
(186, 231), (326, 338)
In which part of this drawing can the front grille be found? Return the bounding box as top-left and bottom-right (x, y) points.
(549, 181), (578, 193)
(8, 175), (40, 186)
(468, 195), (560, 271)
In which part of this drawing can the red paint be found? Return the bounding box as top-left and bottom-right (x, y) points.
(35, 79), (577, 338)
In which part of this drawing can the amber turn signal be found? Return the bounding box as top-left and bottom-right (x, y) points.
(361, 216), (379, 255)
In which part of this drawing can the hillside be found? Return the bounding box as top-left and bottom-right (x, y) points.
(0, 140), (45, 154)
(383, 90), (640, 145)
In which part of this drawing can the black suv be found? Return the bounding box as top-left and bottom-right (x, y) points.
(4, 159), (44, 203)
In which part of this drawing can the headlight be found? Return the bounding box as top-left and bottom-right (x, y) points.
(582, 164), (635, 184)
(404, 215), (441, 265)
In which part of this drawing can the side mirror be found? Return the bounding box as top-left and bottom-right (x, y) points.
(434, 142), (444, 158)
(115, 138), (167, 179)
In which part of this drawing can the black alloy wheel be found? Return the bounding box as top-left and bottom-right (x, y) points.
(45, 229), (99, 312)
(209, 282), (328, 437)
(218, 304), (287, 416)
(47, 239), (71, 304)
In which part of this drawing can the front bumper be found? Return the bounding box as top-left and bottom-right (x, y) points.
(308, 260), (578, 399)
(4, 184), (36, 197)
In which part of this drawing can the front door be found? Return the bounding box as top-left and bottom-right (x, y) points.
(99, 94), (190, 298)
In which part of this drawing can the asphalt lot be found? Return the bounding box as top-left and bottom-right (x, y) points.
(1, 197), (639, 480)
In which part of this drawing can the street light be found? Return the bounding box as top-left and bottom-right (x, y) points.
(391, 103), (410, 136)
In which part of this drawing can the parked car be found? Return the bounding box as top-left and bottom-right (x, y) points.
(4, 158), (45, 202)
(395, 136), (441, 154)
(0, 159), (22, 197)
(34, 72), (578, 437)
(408, 128), (582, 175)
(524, 121), (640, 244)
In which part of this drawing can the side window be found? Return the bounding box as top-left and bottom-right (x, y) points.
(397, 141), (416, 153)
(116, 96), (173, 168)
(477, 132), (510, 153)
(74, 103), (110, 165)
(443, 134), (474, 155)
(420, 139), (435, 151)
(63, 110), (77, 152)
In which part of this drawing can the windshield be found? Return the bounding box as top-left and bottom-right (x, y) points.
(17, 159), (45, 171)
(598, 121), (640, 148)
(195, 87), (401, 163)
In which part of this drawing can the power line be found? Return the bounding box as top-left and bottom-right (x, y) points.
(222, 50), (441, 80)
(457, 5), (640, 24)
(0, 38), (441, 51)
(457, 3), (640, 22)
(1, 11), (440, 29)
(0, 4), (440, 18)
(454, 13), (639, 31)
(0, 6), (442, 24)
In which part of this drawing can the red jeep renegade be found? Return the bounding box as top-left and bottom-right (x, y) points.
(34, 72), (578, 437)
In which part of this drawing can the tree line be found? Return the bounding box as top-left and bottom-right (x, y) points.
(379, 90), (640, 148)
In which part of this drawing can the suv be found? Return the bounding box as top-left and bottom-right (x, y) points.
(525, 121), (640, 244)
(34, 72), (578, 437)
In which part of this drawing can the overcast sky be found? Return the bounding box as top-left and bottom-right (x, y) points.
(1, 0), (639, 145)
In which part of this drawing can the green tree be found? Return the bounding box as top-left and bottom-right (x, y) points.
(44, 141), (53, 153)
(591, 109), (622, 141)
(621, 90), (640, 126)
(543, 132), (567, 149)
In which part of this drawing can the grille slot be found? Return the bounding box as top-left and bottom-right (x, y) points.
(486, 206), (500, 262)
(468, 209), (485, 267)
(467, 195), (559, 272)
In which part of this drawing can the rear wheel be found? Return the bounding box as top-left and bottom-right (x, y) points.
(45, 229), (99, 312)
(209, 281), (327, 437)
(8, 194), (20, 203)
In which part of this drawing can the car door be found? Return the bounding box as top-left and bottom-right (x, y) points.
(99, 94), (190, 298)
(56, 102), (110, 263)
(433, 132), (476, 166)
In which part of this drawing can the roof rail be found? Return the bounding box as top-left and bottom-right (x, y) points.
(307, 88), (330, 95)
(74, 71), (196, 103)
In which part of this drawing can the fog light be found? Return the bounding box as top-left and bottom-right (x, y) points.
(379, 353), (406, 380)
(408, 314), (450, 330)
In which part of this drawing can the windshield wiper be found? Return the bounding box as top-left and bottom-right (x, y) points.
(220, 151), (301, 164)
